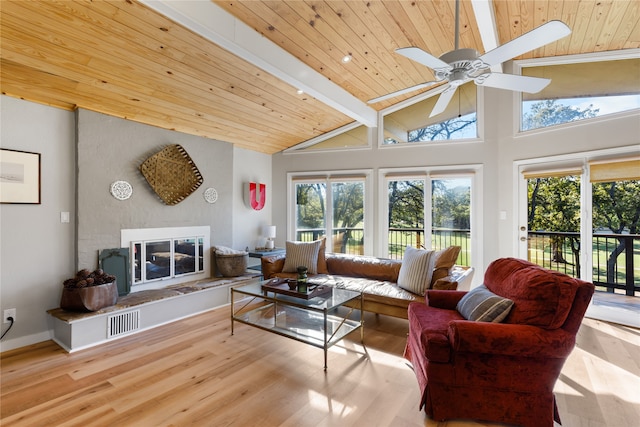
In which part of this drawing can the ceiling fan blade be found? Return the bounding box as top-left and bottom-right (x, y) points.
(478, 72), (551, 93)
(429, 85), (456, 117)
(368, 81), (440, 104)
(479, 20), (571, 67)
(396, 47), (451, 70)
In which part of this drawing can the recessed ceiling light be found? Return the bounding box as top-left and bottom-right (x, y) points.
(342, 54), (352, 63)
(297, 89), (304, 95)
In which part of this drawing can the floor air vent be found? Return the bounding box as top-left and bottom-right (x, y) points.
(107, 310), (140, 338)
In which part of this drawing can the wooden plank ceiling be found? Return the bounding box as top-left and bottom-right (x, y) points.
(1, 1), (639, 154)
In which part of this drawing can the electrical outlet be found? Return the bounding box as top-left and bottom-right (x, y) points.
(4, 308), (16, 324)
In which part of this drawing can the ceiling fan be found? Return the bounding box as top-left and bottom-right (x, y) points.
(368, 0), (572, 117)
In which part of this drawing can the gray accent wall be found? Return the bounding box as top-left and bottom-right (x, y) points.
(76, 109), (234, 269)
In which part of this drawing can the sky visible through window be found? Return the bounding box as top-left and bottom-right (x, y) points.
(392, 93), (639, 144)
(522, 94), (640, 129)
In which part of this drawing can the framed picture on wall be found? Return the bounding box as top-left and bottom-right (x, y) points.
(0, 148), (41, 204)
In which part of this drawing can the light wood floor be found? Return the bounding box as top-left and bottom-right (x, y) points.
(1, 305), (639, 426)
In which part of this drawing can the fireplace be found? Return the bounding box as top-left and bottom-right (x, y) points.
(121, 226), (211, 292)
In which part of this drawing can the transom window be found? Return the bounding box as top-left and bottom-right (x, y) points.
(382, 81), (478, 145)
(519, 56), (640, 132)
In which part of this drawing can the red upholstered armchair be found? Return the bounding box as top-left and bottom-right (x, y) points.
(404, 257), (595, 427)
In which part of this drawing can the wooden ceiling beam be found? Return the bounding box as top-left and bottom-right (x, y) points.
(140, 0), (377, 127)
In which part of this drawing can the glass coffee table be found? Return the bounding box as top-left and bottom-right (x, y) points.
(231, 279), (365, 370)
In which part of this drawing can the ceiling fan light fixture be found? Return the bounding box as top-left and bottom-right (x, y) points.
(368, 0), (571, 116)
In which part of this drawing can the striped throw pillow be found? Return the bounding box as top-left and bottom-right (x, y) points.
(397, 246), (437, 295)
(456, 285), (514, 322)
(282, 240), (322, 274)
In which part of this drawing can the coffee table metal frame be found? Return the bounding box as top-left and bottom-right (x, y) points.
(231, 280), (365, 370)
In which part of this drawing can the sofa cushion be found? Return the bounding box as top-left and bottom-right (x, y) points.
(282, 240), (322, 274)
(430, 246), (461, 287)
(456, 285), (514, 322)
(308, 275), (421, 308)
(484, 257), (580, 329)
(398, 246), (437, 295)
(317, 237), (329, 274)
(325, 254), (401, 282)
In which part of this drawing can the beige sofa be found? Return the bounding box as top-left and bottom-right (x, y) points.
(261, 246), (474, 319)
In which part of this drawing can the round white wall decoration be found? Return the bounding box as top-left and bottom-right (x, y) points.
(203, 187), (218, 203)
(110, 180), (133, 200)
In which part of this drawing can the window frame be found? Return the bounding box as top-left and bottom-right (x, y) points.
(282, 122), (374, 153)
(378, 165), (482, 271)
(377, 83), (485, 149)
(512, 49), (640, 137)
(287, 169), (373, 255)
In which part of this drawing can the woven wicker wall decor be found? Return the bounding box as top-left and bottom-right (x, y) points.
(139, 144), (203, 205)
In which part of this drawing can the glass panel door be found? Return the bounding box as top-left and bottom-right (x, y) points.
(591, 173), (640, 296)
(526, 174), (582, 276)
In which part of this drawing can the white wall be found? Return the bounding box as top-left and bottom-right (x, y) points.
(1, 96), (76, 351)
(232, 147), (272, 252)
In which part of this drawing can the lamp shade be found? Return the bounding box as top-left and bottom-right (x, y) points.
(263, 225), (276, 239)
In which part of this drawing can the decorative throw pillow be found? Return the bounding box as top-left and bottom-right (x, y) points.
(317, 237), (329, 274)
(456, 285), (514, 322)
(397, 246), (437, 295)
(430, 246), (461, 287)
(282, 240), (322, 274)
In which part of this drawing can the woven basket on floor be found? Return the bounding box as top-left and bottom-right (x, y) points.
(215, 253), (248, 277)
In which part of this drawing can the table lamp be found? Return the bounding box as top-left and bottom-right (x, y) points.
(264, 225), (276, 249)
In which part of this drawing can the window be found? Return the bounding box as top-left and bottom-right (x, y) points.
(285, 123), (370, 152)
(432, 177), (471, 265)
(519, 57), (640, 131)
(386, 176), (425, 258)
(382, 81), (478, 145)
(291, 173), (370, 255)
(382, 171), (473, 266)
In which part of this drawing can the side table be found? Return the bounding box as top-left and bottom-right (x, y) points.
(248, 248), (285, 277)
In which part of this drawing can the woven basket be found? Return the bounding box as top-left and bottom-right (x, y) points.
(140, 144), (203, 205)
(216, 253), (248, 277)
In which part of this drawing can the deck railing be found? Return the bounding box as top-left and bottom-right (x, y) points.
(297, 227), (638, 295)
(387, 228), (471, 266)
(296, 227), (471, 266)
(528, 231), (639, 296)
